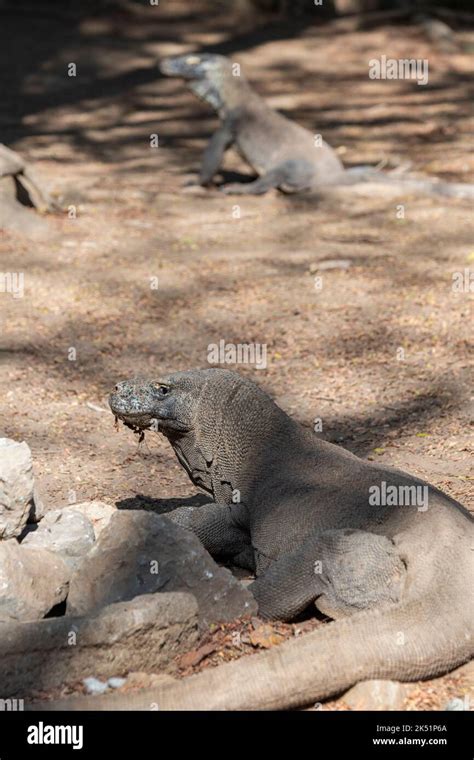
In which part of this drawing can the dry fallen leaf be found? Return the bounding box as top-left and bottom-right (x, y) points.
(178, 642), (217, 668)
(249, 625), (286, 649)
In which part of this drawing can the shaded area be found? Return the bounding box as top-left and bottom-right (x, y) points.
(2, 0), (473, 171)
(116, 492), (209, 512)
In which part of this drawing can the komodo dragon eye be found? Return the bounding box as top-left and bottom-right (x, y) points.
(153, 384), (170, 395)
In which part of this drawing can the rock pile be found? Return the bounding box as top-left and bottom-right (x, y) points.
(0, 438), (255, 698)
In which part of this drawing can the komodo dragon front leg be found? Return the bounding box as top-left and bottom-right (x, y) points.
(165, 502), (256, 571)
(199, 122), (235, 186)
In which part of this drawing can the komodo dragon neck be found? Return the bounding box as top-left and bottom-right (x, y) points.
(193, 71), (259, 120)
(191, 371), (307, 504)
(164, 429), (214, 495)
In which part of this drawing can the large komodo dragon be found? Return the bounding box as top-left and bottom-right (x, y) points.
(160, 53), (474, 199)
(107, 369), (473, 711)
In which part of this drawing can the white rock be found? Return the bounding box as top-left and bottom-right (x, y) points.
(445, 697), (469, 711)
(83, 677), (109, 695)
(0, 541), (70, 621)
(108, 677), (127, 689)
(64, 501), (117, 539)
(22, 508), (95, 569)
(0, 438), (34, 539)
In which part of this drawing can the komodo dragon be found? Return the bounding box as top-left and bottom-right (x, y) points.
(160, 53), (474, 199)
(108, 369), (473, 710)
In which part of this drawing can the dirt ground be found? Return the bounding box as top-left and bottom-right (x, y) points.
(1, 2), (472, 709)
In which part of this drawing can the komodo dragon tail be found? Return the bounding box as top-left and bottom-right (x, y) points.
(342, 166), (474, 199)
(39, 575), (473, 711)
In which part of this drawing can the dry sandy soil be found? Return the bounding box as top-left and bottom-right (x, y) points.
(0, 1), (472, 709)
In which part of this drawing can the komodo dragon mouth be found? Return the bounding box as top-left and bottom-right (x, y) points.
(111, 409), (154, 443)
(109, 377), (183, 439)
(113, 411), (153, 432)
(109, 384), (159, 440)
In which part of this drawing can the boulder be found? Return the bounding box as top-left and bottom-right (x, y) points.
(22, 508), (95, 570)
(63, 500), (117, 539)
(0, 143), (58, 240)
(29, 482), (47, 523)
(0, 541), (70, 622)
(67, 510), (257, 626)
(342, 679), (411, 711)
(0, 438), (34, 539)
(0, 593), (198, 697)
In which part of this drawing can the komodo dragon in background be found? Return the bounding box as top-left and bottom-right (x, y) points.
(160, 53), (474, 199)
(108, 369), (473, 710)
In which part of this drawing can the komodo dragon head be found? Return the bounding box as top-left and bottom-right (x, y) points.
(109, 371), (211, 435)
(160, 53), (247, 112)
(109, 369), (297, 497)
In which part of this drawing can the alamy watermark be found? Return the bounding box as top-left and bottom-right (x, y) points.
(27, 722), (83, 750)
(452, 268), (473, 293)
(207, 340), (267, 370)
(369, 56), (429, 86)
(369, 481), (429, 512)
(0, 697), (24, 711)
(0, 271), (24, 299)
